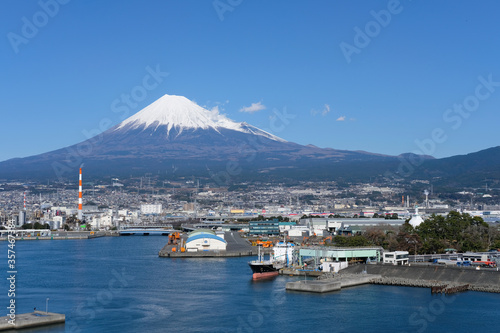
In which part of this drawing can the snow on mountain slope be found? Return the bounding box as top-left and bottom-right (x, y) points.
(116, 94), (286, 142)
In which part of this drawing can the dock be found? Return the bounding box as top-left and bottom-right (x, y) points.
(286, 273), (381, 293)
(286, 280), (341, 293)
(345, 263), (500, 293)
(280, 268), (323, 277)
(159, 232), (259, 258)
(0, 311), (65, 331)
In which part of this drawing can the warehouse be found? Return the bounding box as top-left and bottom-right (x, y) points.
(185, 230), (227, 252)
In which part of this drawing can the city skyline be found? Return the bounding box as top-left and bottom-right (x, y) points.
(2, 1), (500, 162)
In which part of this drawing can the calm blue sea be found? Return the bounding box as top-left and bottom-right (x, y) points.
(2, 237), (499, 333)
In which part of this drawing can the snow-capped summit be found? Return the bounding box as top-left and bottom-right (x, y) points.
(116, 94), (286, 142)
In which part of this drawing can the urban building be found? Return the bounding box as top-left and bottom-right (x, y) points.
(383, 251), (409, 265)
(248, 219), (280, 236)
(140, 204), (162, 215)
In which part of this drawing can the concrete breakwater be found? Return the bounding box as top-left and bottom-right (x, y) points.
(286, 273), (382, 293)
(344, 264), (500, 293)
(0, 311), (65, 331)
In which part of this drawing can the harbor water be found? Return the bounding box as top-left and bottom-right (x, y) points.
(2, 237), (499, 332)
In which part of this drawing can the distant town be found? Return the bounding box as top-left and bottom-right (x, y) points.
(1, 173), (499, 234)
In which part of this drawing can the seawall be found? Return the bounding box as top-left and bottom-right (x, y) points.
(344, 264), (500, 293)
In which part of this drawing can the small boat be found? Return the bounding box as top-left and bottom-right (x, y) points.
(248, 245), (279, 280)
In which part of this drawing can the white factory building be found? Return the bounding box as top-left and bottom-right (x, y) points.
(185, 230), (227, 252)
(383, 251), (409, 265)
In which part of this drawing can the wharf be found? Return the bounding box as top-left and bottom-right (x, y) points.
(159, 232), (259, 258)
(280, 268), (323, 277)
(160, 249), (257, 258)
(346, 263), (500, 293)
(286, 273), (381, 293)
(0, 311), (65, 331)
(286, 280), (340, 293)
(0, 231), (110, 241)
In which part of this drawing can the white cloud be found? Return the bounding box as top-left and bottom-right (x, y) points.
(210, 105), (220, 114)
(322, 104), (330, 116)
(336, 116), (346, 121)
(204, 100), (229, 114)
(240, 101), (266, 113)
(311, 104), (331, 116)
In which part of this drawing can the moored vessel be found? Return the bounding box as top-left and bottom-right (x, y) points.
(248, 245), (279, 279)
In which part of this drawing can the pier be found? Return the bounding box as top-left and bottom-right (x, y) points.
(286, 273), (381, 293)
(0, 311), (65, 331)
(286, 280), (341, 293)
(159, 232), (258, 258)
(280, 268), (323, 277)
(346, 263), (500, 293)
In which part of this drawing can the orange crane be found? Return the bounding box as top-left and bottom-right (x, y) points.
(256, 240), (273, 248)
(168, 232), (181, 245)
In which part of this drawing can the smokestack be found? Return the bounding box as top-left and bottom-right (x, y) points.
(78, 167), (83, 221)
(23, 191), (26, 211)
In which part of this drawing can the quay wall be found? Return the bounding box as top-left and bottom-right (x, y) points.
(159, 250), (257, 258)
(344, 264), (500, 293)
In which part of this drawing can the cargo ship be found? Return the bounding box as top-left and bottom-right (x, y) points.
(248, 245), (279, 279)
(249, 241), (295, 279)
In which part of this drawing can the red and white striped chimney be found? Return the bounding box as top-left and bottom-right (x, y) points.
(78, 167), (83, 221)
(23, 191), (26, 211)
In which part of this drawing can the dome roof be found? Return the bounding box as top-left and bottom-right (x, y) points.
(186, 234), (227, 244)
(409, 207), (424, 227)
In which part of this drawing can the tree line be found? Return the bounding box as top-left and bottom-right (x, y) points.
(332, 211), (500, 254)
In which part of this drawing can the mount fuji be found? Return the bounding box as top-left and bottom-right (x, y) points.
(116, 94), (285, 142)
(1, 94), (405, 182)
(1, 93), (499, 186)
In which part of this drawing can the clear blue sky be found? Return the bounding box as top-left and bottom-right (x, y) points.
(1, 0), (500, 162)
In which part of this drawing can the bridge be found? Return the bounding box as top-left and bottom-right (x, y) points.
(119, 228), (176, 236)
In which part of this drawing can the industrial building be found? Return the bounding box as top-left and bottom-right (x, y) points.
(248, 219), (280, 236)
(300, 217), (405, 235)
(298, 246), (383, 266)
(383, 251), (409, 265)
(185, 229), (227, 252)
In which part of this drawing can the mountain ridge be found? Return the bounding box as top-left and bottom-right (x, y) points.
(0, 94), (499, 188)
